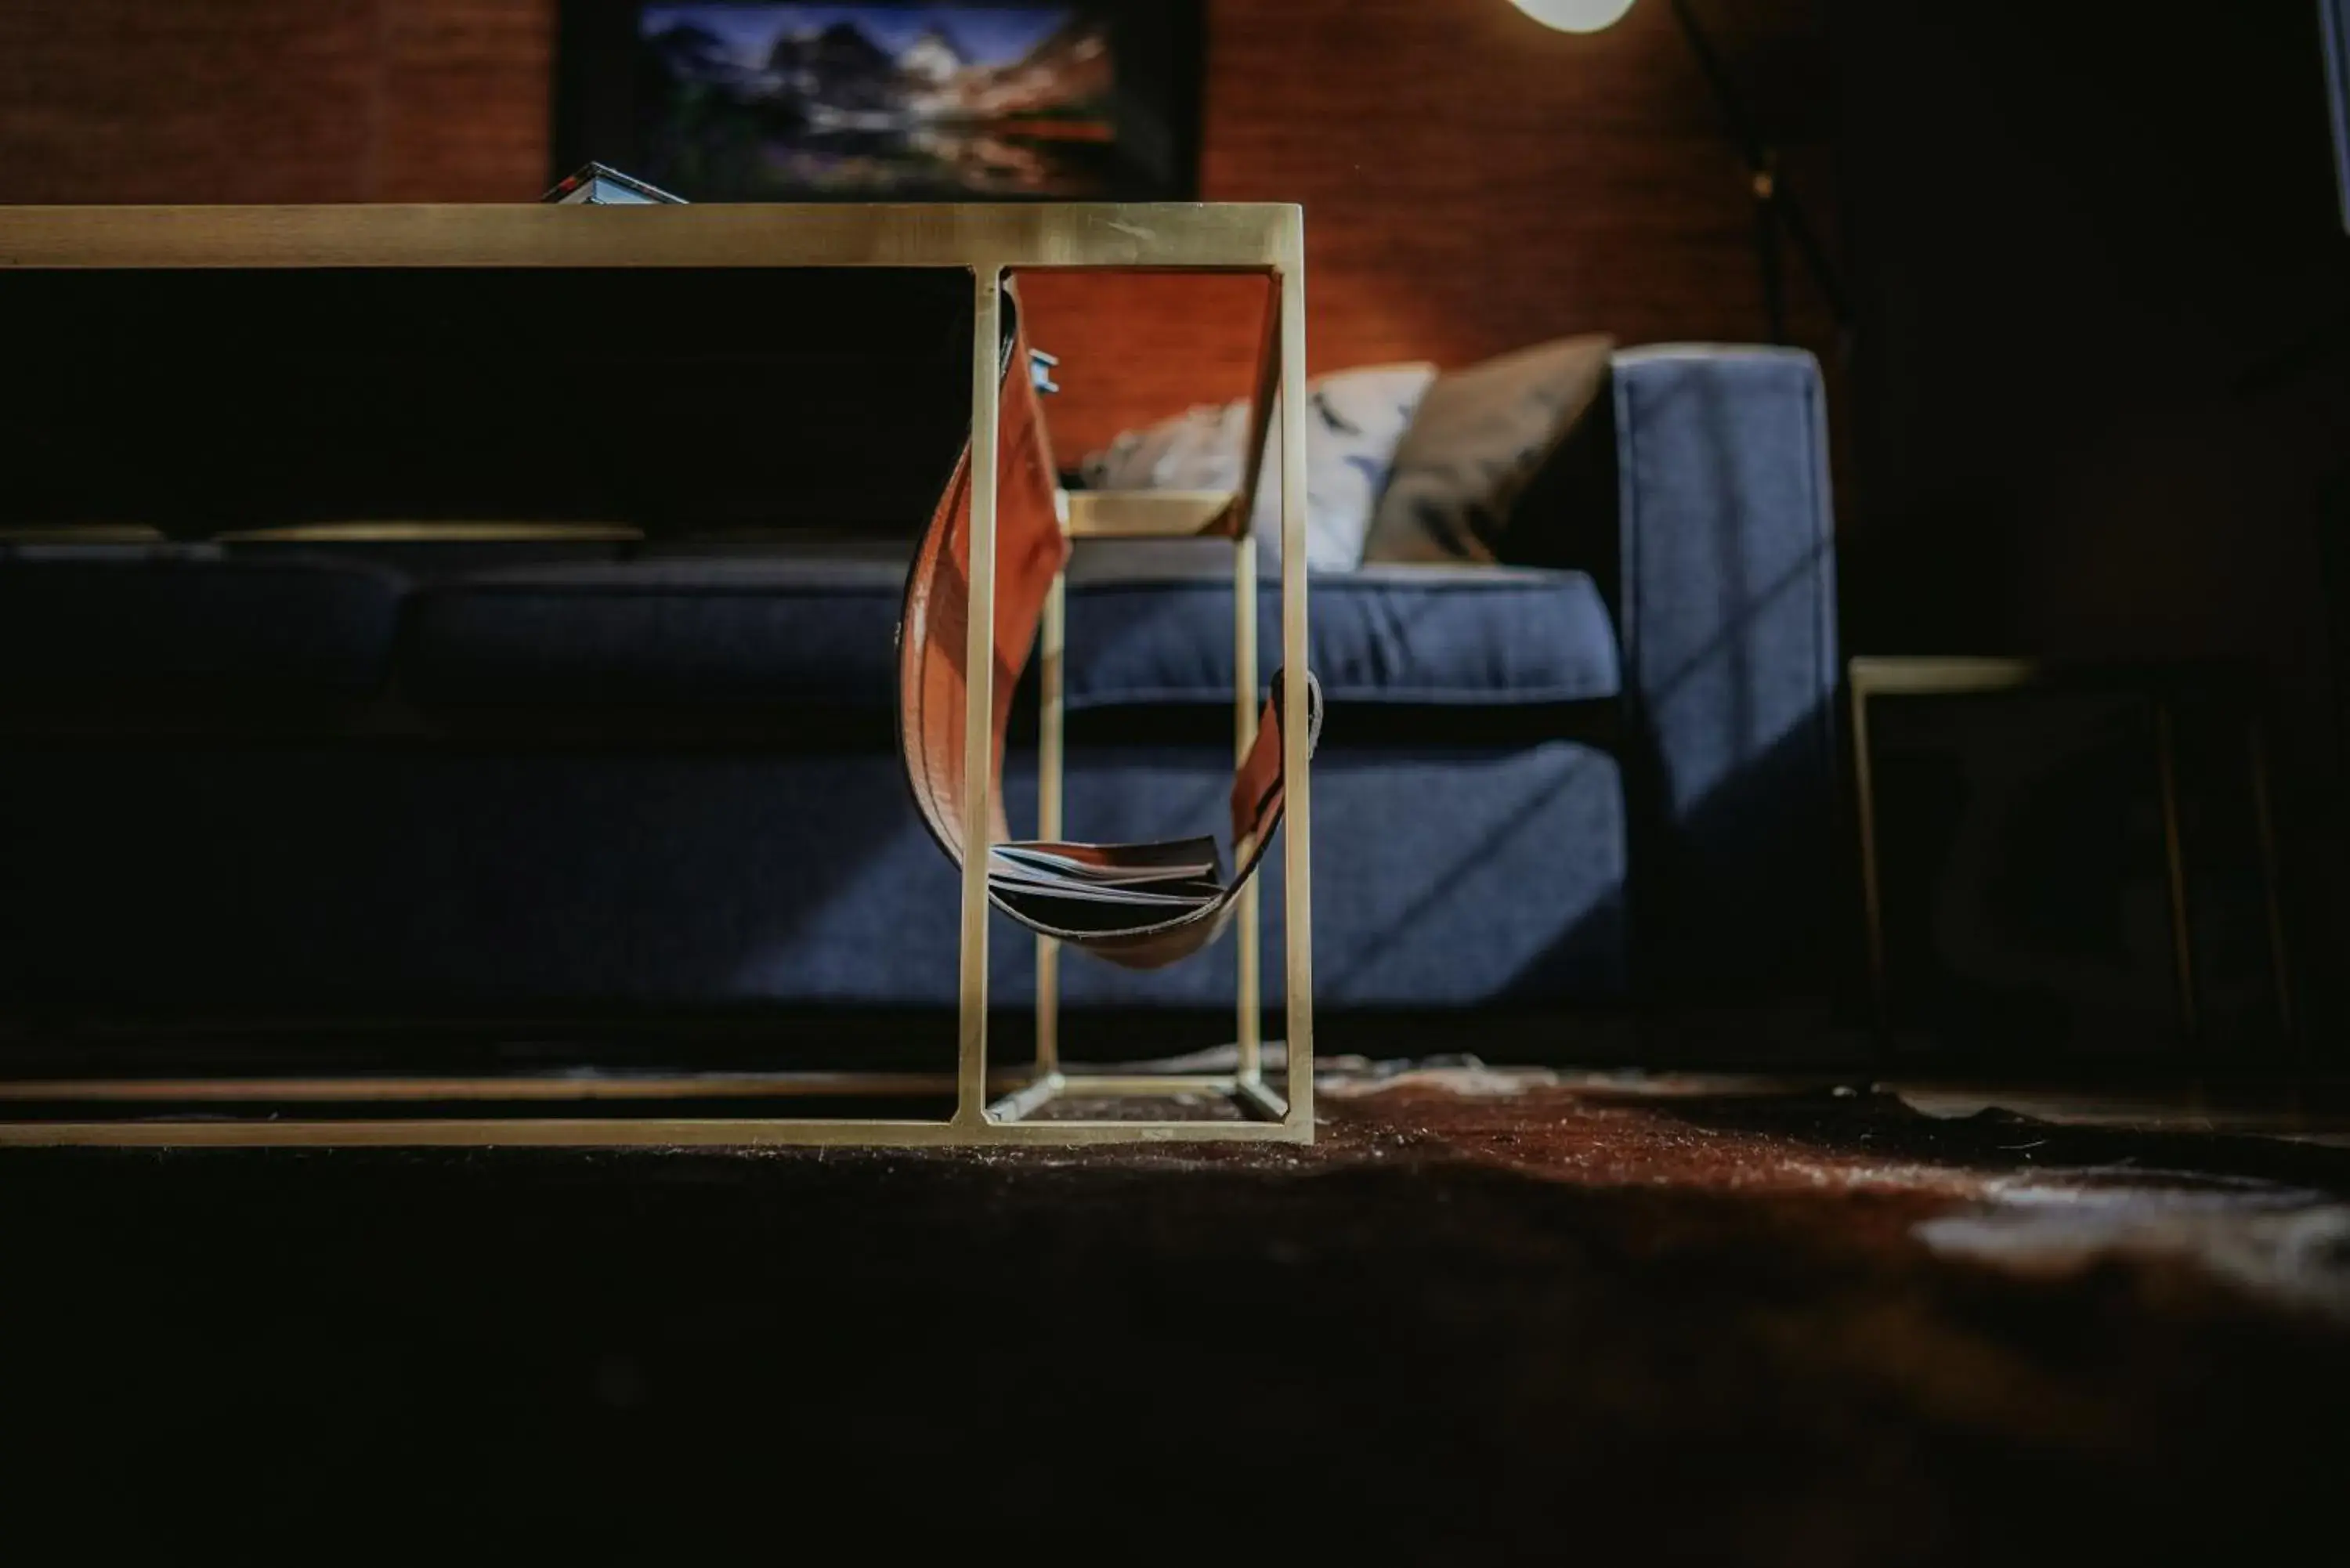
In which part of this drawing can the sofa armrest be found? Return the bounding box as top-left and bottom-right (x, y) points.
(1611, 345), (1839, 989)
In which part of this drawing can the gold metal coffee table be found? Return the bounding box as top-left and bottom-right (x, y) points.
(0, 201), (1313, 1148)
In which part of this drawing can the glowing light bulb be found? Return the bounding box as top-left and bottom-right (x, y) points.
(1507, 0), (1640, 33)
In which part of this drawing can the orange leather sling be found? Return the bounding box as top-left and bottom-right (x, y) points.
(896, 296), (1317, 971)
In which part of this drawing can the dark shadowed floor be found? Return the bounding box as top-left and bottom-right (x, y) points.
(5, 1070), (2348, 1561)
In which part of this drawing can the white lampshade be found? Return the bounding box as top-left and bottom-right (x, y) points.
(1507, 0), (1640, 33)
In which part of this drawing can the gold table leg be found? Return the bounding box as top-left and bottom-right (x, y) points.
(956, 267), (1003, 1129)
(1277, 259), (1314, 1132)
(1235, 530), (1263, 1084)
(1036, 531), (1067, 1081)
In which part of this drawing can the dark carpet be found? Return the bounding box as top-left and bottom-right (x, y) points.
(5, 1072), (2347, 1561)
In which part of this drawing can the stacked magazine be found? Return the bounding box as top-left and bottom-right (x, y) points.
(986, 838), (1227, 938)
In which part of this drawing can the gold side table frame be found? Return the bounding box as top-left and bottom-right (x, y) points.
(1849, 656), (2292, 1053)
(0, 202), (1314, 1149)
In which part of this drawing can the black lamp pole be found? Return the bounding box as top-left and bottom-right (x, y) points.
(1663, 0), (1853, 352)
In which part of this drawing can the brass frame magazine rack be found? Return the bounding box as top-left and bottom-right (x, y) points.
(0, 202), (1314, 1150)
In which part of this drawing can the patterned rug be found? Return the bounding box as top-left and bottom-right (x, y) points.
(5, 1068), (2345, 1560)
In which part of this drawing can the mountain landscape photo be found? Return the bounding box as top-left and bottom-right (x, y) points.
(636, 4), (1126, 197)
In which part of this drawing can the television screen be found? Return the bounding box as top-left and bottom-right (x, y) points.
(556, 1), (1202, 201)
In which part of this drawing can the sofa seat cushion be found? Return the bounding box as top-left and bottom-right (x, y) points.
(0, 545), (407, 699)
(407, 552), (909, 706)
(1065, 552), (1621, 710)
(407, 547), (1623, 713)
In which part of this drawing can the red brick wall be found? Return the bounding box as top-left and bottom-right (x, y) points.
(0, 0), (551, 203)
(1024, 0), (1838, 453)
(0, 0), (1837, 456)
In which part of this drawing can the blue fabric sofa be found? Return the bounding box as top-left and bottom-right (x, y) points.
(0, 345), (1836, 1028)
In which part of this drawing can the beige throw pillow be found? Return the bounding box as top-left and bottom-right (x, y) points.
(1363, 335), (1616, 564)
(1079, 363), (1437, 570)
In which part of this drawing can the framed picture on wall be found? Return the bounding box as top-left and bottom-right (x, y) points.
(554, 1), (1204, 201)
